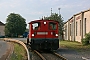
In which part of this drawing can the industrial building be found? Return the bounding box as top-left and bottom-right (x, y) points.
(0, 21), (5, 37)
(64, 9), (90, 42)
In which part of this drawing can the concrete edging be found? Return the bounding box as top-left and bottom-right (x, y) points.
(4, 38), (30, 60)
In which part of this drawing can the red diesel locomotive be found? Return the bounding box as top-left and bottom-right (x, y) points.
(27, 20), (59, 50)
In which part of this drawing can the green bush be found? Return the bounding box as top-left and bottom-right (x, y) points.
(82, 32), (90, 45)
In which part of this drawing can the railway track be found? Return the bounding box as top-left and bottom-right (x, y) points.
(34, 50), (67, 60)
(16, 38), (67, 60)
(26, 44), (67, 60)
(34, 50), (46, 60)
(20, 38), (67, 60)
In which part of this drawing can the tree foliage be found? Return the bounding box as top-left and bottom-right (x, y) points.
(44, 13), (64, 39)
(82, 32), (90, 45)
(5, 13), (27, 37)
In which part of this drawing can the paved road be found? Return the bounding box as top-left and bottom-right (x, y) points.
(11, 38), (27, 43)
(57, 48), (83, 60)
(57, 46), (90, 60)
(0, 40), (10, 59)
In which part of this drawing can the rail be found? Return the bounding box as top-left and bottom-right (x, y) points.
(33, 50), (67, 60)
(53, 52), (67, 60)
(34, 50), (46, 60)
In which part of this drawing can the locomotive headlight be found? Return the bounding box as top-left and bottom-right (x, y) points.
(32, 34), (34, 36)
(55, 34), (58, 36)
(44, 22), (46, 24)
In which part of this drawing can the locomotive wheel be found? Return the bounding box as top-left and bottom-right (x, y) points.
(27, 38), (29, 45)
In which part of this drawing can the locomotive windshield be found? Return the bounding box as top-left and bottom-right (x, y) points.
(32, 22), (40, 30)
(49, 22), (57, 30)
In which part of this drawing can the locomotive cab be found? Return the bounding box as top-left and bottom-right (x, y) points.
(27, 20), (59, 50)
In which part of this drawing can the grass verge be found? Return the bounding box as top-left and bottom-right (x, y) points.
(60, 40), (90, 52)
(10, 43), (27, 60)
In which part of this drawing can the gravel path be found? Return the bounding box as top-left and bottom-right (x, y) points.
(57, 46), (90, 60)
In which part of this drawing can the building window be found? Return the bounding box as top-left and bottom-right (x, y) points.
(80, 20), (81, 36)
(76, 22), (77, 36)
(70, 24), (71, 36)
(84, 18), (86, 35)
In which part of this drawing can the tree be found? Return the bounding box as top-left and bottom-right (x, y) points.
(5, 13), (27, 37)
(82, 32), (90, 45)
(44, 13), (64, 40)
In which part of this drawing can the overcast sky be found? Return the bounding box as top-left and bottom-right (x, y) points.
(0, 0), (90, 25)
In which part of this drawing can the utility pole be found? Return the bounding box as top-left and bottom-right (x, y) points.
(58, 8), (61, 15)
(51, 8), (52, 15)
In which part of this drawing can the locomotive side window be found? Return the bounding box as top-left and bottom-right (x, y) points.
(32, 22), (40, 30)
(49, 22), (57, 30)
